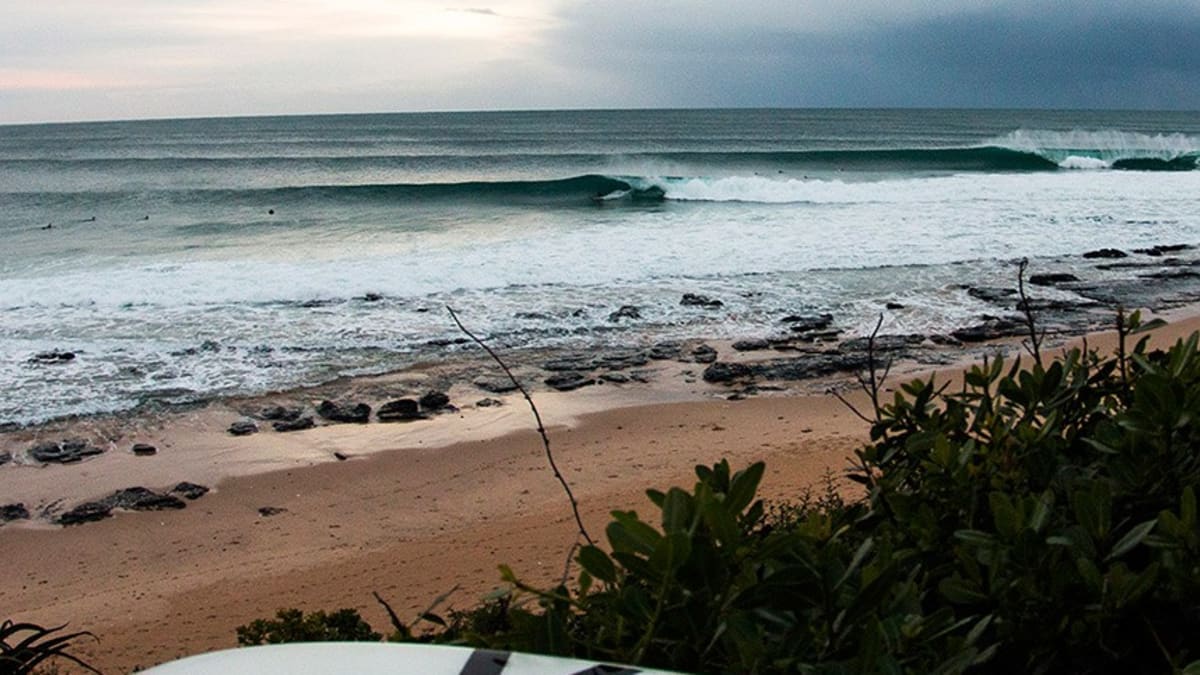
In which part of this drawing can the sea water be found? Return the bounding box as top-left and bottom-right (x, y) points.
(2, 108), (1199, 423)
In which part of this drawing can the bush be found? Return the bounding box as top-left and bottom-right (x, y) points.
(0, 620), (96, 675)
(236, 608), (381, 646)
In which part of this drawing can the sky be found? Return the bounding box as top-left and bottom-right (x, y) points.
(2, 0), (1199, 124)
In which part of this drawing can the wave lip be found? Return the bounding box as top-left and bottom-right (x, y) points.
(990, 129), (1200, 171)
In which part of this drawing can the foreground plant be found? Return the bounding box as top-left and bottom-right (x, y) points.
(0, 619), (98, 675)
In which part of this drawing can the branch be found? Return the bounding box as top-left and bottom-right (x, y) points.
(1016, 258), (1045, 368)
(446, 306), (594, 546)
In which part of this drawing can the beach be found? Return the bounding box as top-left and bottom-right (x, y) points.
(1, 306), (1198, 672)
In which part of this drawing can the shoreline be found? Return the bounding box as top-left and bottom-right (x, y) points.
(3, 306), (1200, 671)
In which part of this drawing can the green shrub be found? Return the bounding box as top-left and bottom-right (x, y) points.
(236, 608), (381, 646)
(0, 620), (97, 675)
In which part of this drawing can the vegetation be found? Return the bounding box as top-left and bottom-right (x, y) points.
(0, 620), (96, 675)
(236, 608), (381, 645)
(239, 311), (1200, 673)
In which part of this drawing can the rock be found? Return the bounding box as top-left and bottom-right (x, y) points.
(929, 334), (963, 346)
(732, 338), (771, 352)
(474, 377), (519, 394)
(595, 350), (649, 370)
(514, 311), (552, 320)
(691, 345), (718, 363)
(886, 302), (906, 310)
(259, 405), (303, 421)
(1028, 273), (1080, 286)
(103, 487), (186, 511)
(1134, 244), (1192, 257)
(171, 482), (210, 500)
(28, 439), (105, 464)
(58, 502), (113, 526)
(600, 372), (629, 383)
(607, 305), (641, 322)
(273, 416), (315, 432)
(1083, 248), (1128, 259)
(258, 506), (287, 517)
(781, 313), (833, 332)
(377, 399), (425, 422)
(0, 451), (10, 466)
(1015, 298), (1082, 312)
(951, 318), (1026, 343)
(476, 398), (503, 407)
(967, 287), (1017, 303)
(545, 372), (596, 391)
(131, 443), (157, 456)
(361, 292), (384, 302)
(543, 355), (595, 371)
(792, 329), (842, 343)
(1140, 269), (1200, 280)
(680, 293), (723, 309)
(228, 419), (259, 436)
(1, 503), (30, 522)
(702, 362), (753, 383)
(28, 350), (75, 364)
(648, 342), (682, 360)
(840, 334), (925, 352)
(317, 400), (371, 424)
(333, 452), (349, 461)
(419, 391), (451, 411)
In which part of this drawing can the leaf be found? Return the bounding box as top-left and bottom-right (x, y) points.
(939, 577), (988, 604)
(577, 545), (618, 583)
(1106, 520), (1157, 561)
(661, 487), (694, 533)
(835, 537), (875, 591)
(726, 461), (765, 514)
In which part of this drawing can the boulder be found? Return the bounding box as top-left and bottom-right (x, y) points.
(476, 398), (503, 407)
(28, 439), (104, 464)
(691, 345), (718, 363)
(259, 405), (303, 421)
(840, 334), (925, 352)
(317, 400), (371, 424)
(951, 318), (1026, 343)
(885, 302), (906, 310)
(702, 362), (753, 383)
(59, 502), (113, 526)
(1028, 273), (1080, 286)
(273, 416), (315, 432)
(0, 451), (10, 466)
(419, 391), (451, 411)
(132, 443), (158, 456)
(648, 342), (682, 360)
(780, 313), (833, 332)
(377, 399), (425, 422)
(544, 372), (596, 391)
(732, 339), (770, 352)
(228, 419), (259, 436)
(595, 350), (650, 370)
(607, 305), (641, 322)
(543, 355), (595, 371)
(171, 482), (210, 500)
(103, 487), (186, 511)
(1, 503), (29, 523)
(1083, 248), (1127, 259)
(474, 377), (519, 394)
(1134, 244), (1192, 257)
(680, 293), (723, 309)
(967, 287), (1017, 304)
(600, 373), (629, 383)
(258, 506), (287, 517)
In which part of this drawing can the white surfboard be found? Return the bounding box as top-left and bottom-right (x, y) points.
(140, 642), (681, 674)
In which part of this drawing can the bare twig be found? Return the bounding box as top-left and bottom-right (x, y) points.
(1115, 305), (1130, 388)
(560, 541), (581, 589)
(828, 313), (892, 424)
(446, 306), (595, 546)
(1016, 258), (1045, 368)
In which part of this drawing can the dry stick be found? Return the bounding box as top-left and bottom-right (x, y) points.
(829, 313), (890, 424)
(446, 306), (595, 547)
(1016, 258), (1045, 368)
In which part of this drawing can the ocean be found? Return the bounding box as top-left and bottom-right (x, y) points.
(2, 108), (1199, 424)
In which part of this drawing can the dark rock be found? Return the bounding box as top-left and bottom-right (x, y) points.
(595, 350), (650, 370)
(58, 502), (113, 526)
(1134, 244), (1192, 257)
(702, 362), (753, 383)
(543, 355), (596, 371)
(474, 377), (519, 394)
(929, 334), (963, 346)
(171, 482), (210, 500)
(840, 334), (925, 352)
(680, 293), (723, 309)
(514, 311), (552, 320)
(691, 345), (718, 363)
(600, 372), (629, 383)
(334, 452), (349, 461)
(607, 305), (641, 322)
(0, 422), (18, 433)
(258, 506), (287, 517)
(781, 313), (833, 332)
(1, 503), (29, 522)
(968, 287), (1017, 303)
(885, 302), (906, 310)
(545, 372), (596, 391)
(648, 342), (683, 360)
(361, 292), (384, 302)
(1028, 273), (1080, 286)
(259, 405), (303, 421)
(317, 400), (371, 424)
(732, 338), (771, 352)
(476, 398), (503, 407)
(28, 439), (105, 464)
(377, 399), (425, 422)
(103, 487), (186, 511)
(1015, 298), (1083, 312)
(792, 329), (842, 343)
(29, 350), (76, 364)
(131, 443), (157, 456)
(1083, 248), (1128, 259)
(228, 419), (259, 436)
(0, 451), (10, 466)
(419, 391), (451, 411)
(1140, 269), (1200, 280)
(951, 318), (1026, 343)
(273, 416), (315, 432)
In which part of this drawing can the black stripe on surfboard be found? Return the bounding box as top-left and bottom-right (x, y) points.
(459, 649), (510, 675)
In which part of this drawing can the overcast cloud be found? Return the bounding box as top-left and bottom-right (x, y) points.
(1, 0), (1198, 124)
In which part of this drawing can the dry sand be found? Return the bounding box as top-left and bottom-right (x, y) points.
(3, 309), (1199, 673)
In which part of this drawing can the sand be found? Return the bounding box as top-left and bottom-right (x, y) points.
(3, 310), (1199, 673)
